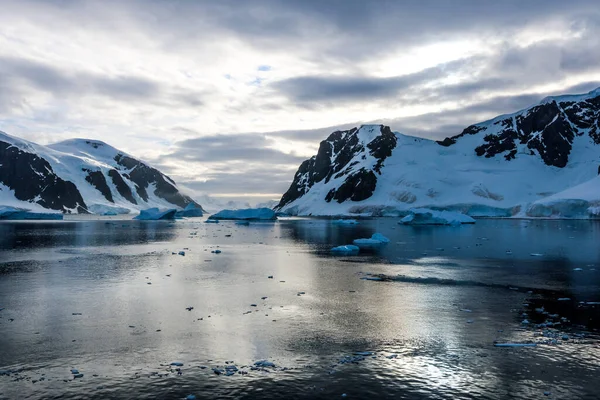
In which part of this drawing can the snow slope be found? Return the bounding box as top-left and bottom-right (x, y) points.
(277, 87), (600, 218)
(0, 131), (201, 214)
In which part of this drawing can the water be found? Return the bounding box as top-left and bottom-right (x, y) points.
(0, 217), (599, 399)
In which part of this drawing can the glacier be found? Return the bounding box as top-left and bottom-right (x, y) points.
(0, 206), (63, 220)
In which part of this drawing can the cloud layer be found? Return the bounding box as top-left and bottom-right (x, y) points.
(1, 0), (599, 202)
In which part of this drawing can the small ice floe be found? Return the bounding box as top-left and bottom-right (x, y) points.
(330, 245), (360, 254)
(235, 220), (250, 226)
(297, 291), (306, 296)
(466, 319), (474, 324)
(332, 219), (358, 225)
(170, 362), (184, 367)
(386, 354), (398, 359)
(557, 298), (571, 301)
(521, 319), (530, 324)
(493, 343), (537, 347)
(543, 391), (551, 397)
(205, 219), (219, 224)
(73, 373), (84, 379)
(530, 253), (544, 257)
(573, 268), (583, 271)
(254, 360), (276, 368)
(186, 395), (197, 400)
(70, 369), (79, 374)
(459, 309), (472, 313)
(211, 250), (222, 254)
(353, 233), (390, 250)
(212, 368), (224, 375)
(178, 251), (185, 256)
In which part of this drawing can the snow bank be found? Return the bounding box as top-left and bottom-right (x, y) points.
(400, 208), (475, 225)
(176, 202), (204, 218)
(330, 244), (360, 253)
(353, 233), (390, 249)
(88, 204), (131, 215)
(209, 207), (276, 221)
(0, 206), (63, 220)
(133, 208), (177, 220)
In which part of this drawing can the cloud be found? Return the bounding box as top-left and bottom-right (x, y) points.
(161, 134), (306, 164)
(0, 56), (160, 101)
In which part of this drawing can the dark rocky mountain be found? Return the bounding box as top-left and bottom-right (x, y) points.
(0, 132), (202, 213)
(277, 125), (396, 209)
(438, 89), (600, 168)
(276, 88), (600, 217)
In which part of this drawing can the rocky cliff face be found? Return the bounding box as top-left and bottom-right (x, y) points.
(277, 125), (396, 209)
(438, 90), (600, 168)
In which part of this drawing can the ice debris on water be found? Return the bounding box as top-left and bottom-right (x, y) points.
(170, 362), (184, 367)
(178, 251), (185, 256)
(353, 233), (389, 249)
(211, 249), (222, 254)
(330, 245), (360, 254)
(332, 219), (358, 225)
(186, 395), (197, 400)
(493, 343), (537, 347)
(254, 360), (276, 368)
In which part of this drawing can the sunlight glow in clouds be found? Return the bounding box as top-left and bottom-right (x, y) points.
(0, 0), (599, 201)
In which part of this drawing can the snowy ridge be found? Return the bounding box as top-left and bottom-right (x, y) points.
(277, 87), (600, 218)
(0, 131), (201, 214)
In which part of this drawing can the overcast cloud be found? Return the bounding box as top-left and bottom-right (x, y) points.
(1, 0), (599, 202)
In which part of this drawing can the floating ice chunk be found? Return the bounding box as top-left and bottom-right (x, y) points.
(186, 395), (197, 400)
(209, 208), (276, 221)
(134, 208), (177, 220)
(493, 343), (537, 347)
(0, 206), (63, 220)
(530, 253), (544, 257)
(70, 369), (79, 374)
(330, 245), (360, 253)
(178, 251), (185, 256)
(211, 249), (222, 254)
(176, 203), (204, 218)
(332, 219), (358, 225)
(170, 362), (184, 367)
(573, 268), (583, 271)
(352, 238), (384, 249)
(353, 351), (373, 356)
(400, 208), (475, 225)
(557, 298), (571, 301)
(205, 219), (219, 223)
(352, 233), (389, 249)
(235, 220), (250, 226)
(371, 233), (390, 243)
(73, 373), (84, 379)
(254, 360), (276, 368)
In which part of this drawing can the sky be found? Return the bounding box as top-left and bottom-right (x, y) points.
(1, 0), (600, 203)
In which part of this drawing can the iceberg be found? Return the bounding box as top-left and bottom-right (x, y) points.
(176, 202), (204, 218)
(400, 208), (475, 225)
(209, 207), (277, 221)
(87, 204), (131, 215)
(330, 244), (360, 253)
(133, 208), (177, 220)
(352, 233), (390, 249)
(0, 206), (63, 220)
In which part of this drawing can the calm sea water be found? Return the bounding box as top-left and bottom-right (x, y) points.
(0, 217), (599, 399)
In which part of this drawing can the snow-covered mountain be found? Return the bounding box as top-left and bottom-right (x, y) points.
(276, 87), (600, 218)
(0, 131), (202, 214)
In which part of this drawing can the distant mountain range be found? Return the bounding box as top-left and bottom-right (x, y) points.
(276, 87), (600, 218)
(0, 132), (202, 214)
